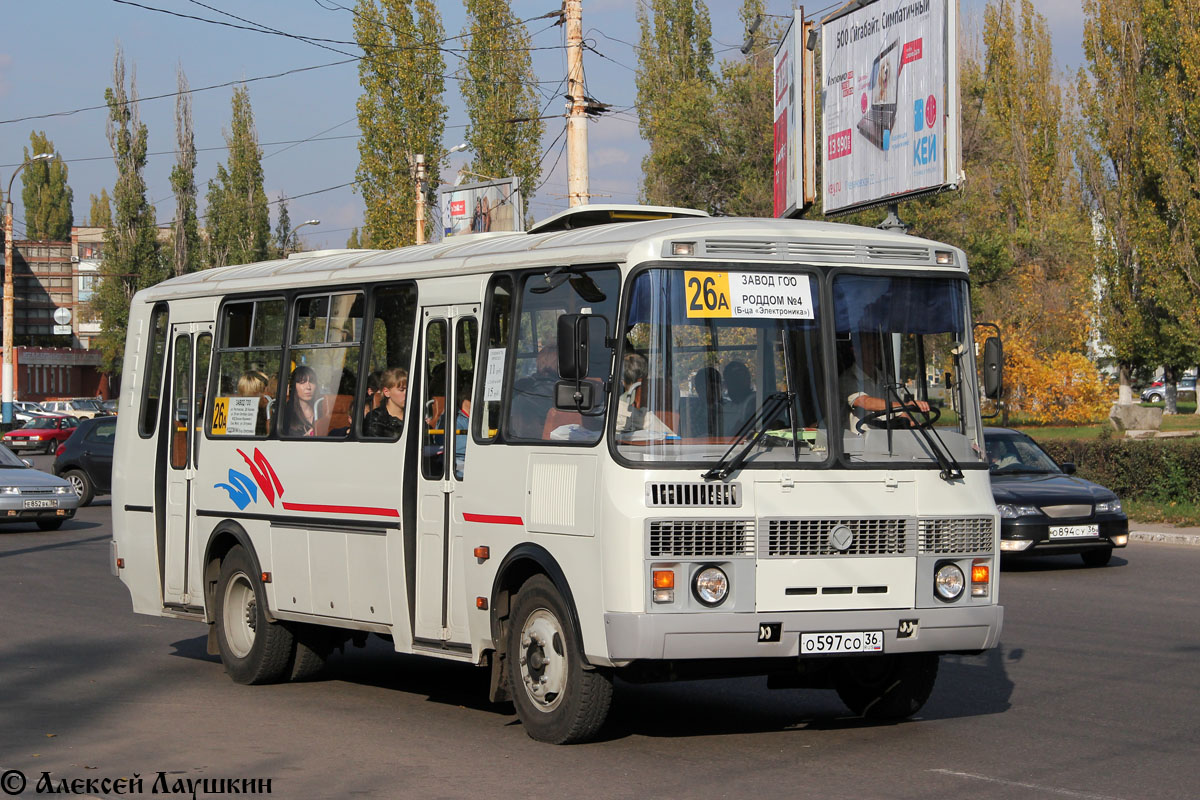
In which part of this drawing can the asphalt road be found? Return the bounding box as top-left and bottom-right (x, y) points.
(1, 457), (1198, 799)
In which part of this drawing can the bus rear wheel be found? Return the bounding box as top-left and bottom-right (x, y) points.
(506, 575), (612, 744)
(834, 652), (939, 719)
(215, 545), (294, 685)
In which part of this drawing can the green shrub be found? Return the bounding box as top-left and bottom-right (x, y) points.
(1039, 438), (1200, 504)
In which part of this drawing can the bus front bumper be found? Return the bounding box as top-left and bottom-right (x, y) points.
(603, 604), (1003, 663)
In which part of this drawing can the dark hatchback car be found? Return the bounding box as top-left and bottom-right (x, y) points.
(984, 428), (1129, 566)
(53, 416), (116, 506)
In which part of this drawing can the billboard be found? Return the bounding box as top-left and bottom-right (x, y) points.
(440, 177), (524, 238)
(772, 10), (817, 217)
(820, 0), (960, 214)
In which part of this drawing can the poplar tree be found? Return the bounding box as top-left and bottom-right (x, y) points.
(354, 0), (447, 249)
(205, 85), (271, 267)
(93, 46), (167, 375)
(635, 0), (716, 210)
(346, 227), (361, 248)
(20, 131), (73, 241)
(170, 67), (201, 276)
(273, 195), (292, 257)
(87, 190), (113, 229)
(461, 0), (544, 216)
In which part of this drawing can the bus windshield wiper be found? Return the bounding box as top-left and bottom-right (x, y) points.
(884, 384), (963, 481)
(703, 392), (792, 481)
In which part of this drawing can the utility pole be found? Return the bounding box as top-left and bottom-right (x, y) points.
(565, 0), (589, 207)
(414, 154), (427, 245)
(3, 152), (54, 424)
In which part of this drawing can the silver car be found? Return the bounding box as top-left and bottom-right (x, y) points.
(0, 444), (79, 531)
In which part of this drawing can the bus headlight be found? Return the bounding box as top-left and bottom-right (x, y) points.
(934, 562), (965, 602)
(693, 565), (729, 607)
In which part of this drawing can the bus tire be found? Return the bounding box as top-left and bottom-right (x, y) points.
(834, 652), (939, 720)
(288, 624), (333, 681)
(506, 574), (612, 744)
(215, 545), (294, 685)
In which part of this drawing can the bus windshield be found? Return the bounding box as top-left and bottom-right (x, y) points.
(613, 267), (984, 468)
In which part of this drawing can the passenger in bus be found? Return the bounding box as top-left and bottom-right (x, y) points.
(453, 390), (470, 478)
(682, 366), (726, 438)
(281, 365), (320, 437)
(615, 352), (674, 439)
(723, 360), (757, 434)
(364, 367), (407, 439)
(363, 369), (383, 418)
(839, 335), (928, 429)
(509, 345), (558, 439)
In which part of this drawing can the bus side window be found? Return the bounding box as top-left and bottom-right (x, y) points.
(453, 316), (478, 480)
(422, 320), (448, 479)
(360, 283), (418, 440)
(139, 304), (169, 438)
(211, 299), (284, 439)
(476, 275), (512, 443)
(283, 292), (364, 439)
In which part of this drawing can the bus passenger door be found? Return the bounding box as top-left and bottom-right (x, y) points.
(414, 307), (476, 646)
(161, 322), (213, 608)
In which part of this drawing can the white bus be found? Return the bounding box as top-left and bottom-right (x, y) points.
(112, 205), (1003, 743)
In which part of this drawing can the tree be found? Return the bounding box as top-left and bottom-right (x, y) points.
(635, 0), (716, 210)
(92, 46), (167, 375)
(460, 0), (544, 220)
(87, 190), (113, 228)
(273, 195), (292, 258)
(205, 85), (271, 267)
(20, 131), (73, 241)
(170, 66), (200, 277)
(346, 227), (361, 248)
(708, 0), (779, 216)
(354, 0), (447, 248)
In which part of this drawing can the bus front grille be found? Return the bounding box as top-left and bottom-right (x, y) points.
(917, 517), (995, 554)
(646, 481), (741, 508)
(648, 519), (755, 557)
(762, 518), (913, 557)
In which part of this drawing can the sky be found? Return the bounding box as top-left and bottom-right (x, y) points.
(0, 0), (1086, 252)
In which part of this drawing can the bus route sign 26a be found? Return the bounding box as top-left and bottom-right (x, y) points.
(684, 271), (815, 320)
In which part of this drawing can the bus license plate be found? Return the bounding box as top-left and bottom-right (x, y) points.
(801, 631), (883, 655)
(24, 499), (56, 509)
(1049, 524), (1099, 539)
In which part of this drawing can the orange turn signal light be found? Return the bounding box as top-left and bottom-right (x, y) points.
(116, 558), (125, 569)
(473, 546), (490, 560)
(261, 571), (272, 583)
(476, 596), (488, 610)
(971, 564), (989, 583)
(652, 570), (675, 589)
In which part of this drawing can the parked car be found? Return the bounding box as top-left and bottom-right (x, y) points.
(100, 398), (119, 414)
(40, 398), (110, 419)
(1140, 376), (1197, 403)
(13, 401), (48, 423)
(3, 415), (80, 454)
(0, 443), (79, 531)
(985, 428), (1129, 566)
(53, 415), (115, 506)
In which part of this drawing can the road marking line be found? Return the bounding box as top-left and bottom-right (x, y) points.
(929, 769), (1126, 800)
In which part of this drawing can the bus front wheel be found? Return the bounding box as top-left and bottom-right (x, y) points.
(834, 652), (939, 719)
(506, 575), (612, 744)
(215, 545), (295, 685)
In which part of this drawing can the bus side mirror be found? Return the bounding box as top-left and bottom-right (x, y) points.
(983, 336), (1003, 399)
(557, 314), (589, 381)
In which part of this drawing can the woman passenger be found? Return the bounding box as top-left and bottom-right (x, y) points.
(282, 365), (319, 437)
(364, 367), (407, 439)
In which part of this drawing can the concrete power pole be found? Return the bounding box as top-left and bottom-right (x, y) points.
(565, 0), (589, 207)
(414, 154), (427, 245)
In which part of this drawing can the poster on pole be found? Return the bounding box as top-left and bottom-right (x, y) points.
(440, 177), (524, 238)
(820, 0), (960, 214)
(772, 9), (817, 217)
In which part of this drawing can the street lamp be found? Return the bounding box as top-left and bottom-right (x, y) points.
(288, 219), (320, 254)
(4, 152), (54, 424)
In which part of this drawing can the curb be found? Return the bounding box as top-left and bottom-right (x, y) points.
(1129, 530), (1200, 547)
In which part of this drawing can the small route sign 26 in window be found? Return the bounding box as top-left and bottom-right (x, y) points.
(684, 271), (815, 319)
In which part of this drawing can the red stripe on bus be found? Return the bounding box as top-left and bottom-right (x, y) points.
(280, 502), (400, 517)
(463, 512), (524, 526)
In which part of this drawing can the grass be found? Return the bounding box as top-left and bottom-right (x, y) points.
(1004, 402), (1200, 441)
(1125, 498), (1200, 527)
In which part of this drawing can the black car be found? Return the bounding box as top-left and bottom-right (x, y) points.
(52, 415), (116, 506)
(984, 428), (1129, 566)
